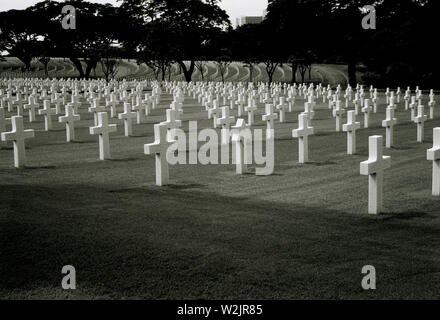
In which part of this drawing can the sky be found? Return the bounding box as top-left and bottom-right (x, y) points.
(0, 0), (268, 25)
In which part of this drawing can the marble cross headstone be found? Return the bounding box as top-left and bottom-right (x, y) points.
(23, 96), (39, 122)
(276, 97), (288, 123)
(360, 135), (391, 215)
(161, 109), (182, 141)
(244, 99), (257, 126)
(427, 127), (440, 196)
(414, 105), (427, 143)
(292, 113), (314, 164)
(1, 116), (35, 168)
(208, 100), (221, 129)
(361, 99), (372, 129)
(382, 107), (397, 148)
(144, 123), (175, 186)
(333, 101), (345, 132)
(262, 104), (278, 140)
(38, 100), (57, 131)
(59, 104), (81, 142)
(89, 99), (107, 126)
(231, 118), (249, 174)
(90, 112), (117, 160)
(217, 106), (235, 145)
(118, 102), (137, 137)
(342, 111), (361, 155)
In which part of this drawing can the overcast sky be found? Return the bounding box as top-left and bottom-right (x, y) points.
(0, 0), (268, 25)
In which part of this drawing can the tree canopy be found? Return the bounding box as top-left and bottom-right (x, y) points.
(0, 0), (438, 86)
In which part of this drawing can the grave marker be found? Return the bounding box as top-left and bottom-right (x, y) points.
(38, 100), (57, 131)
(343, 111), (361, 155)
(382, 107), (397, 148)
(427, 128), (440, 196)
(360, 135), (391, 215)
(59, 104), (80, 142)
(144, 123), (174, 186)
(1, 116), (35, 168)
(292, 113), (314, 164)
(414, 105), (427, 143)
(90, 112), (117, 160)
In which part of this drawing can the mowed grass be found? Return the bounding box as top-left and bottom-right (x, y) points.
(1, 89), (439, 299)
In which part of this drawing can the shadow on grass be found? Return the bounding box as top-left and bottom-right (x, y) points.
(1, 183), (439, 299)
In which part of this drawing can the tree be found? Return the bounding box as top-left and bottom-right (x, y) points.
(121, 0), (230, 82)
(195, 59), (207, 81)
(28, 0), (121, 78)
(134, 21), (176, 81)
(0, 8), (47, 70)
(231, 24), (261, 83)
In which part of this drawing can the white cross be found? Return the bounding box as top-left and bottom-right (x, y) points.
(333, 101), (345, 132)
(343, 110), (361, 155)
(160, 109), (182, 141)
(217, 106), (235, 145)
(414, 105), (427, 143)
(276, 97), (288, 123)
(70, 95), (82, 113)
(286, 94), (295, 112)
(12, 93), (25, 116)
(360, 135), (391, 215)
(428, 92), (436, 120)
(118, 102), (137, 137)
(235, 94), (245, 117)
(1, 116), (35, 168)
(353, 93), (360, 115)
(170, 100), (183, 120)
(23, 96), (39, 122)
(52, 93), (64, 114)
(396, 87), (401, 103)
(90, 112), (117, 160)
(427, 128), (440, 196)
(409, 96), (417, 121)
(361, 99), (372, 128)
(107, 93), (119, 118)
(262, 104), (278, 140)
(89, 98), (107, 126)
(303, 102), (315, 125)
(144, 123), (175, 186)
(59, 104), (80, 142)
(231, 118), (250, 174)
(38, 100), (57, 131)
(208, 100), (222, 129)
(292, 113), (314, 163)
(244, 99), (257, 126)
(133, 96), (148, 124)
(382, 107), (397, 148)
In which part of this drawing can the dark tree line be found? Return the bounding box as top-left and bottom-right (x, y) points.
(0, 0), (438, 87)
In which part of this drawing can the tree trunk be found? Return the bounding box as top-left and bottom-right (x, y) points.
(85, 59), (98, 78)
(291, 63), (298, 84)
(19, 57), (32, 71)
(348, 57), (357, 87)
(179, 60), (195, 83)
(249, 65), (253, 82)
(70, 57), (85, 78)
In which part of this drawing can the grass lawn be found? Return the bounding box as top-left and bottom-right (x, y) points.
(1, 89), (439, 299)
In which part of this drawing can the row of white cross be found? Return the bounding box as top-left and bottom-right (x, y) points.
(1, 79), (439, 216)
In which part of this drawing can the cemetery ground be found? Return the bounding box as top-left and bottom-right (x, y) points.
(1, 91), (440, 300)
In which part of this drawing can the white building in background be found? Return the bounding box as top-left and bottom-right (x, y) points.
(235, 16), (264, 28)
